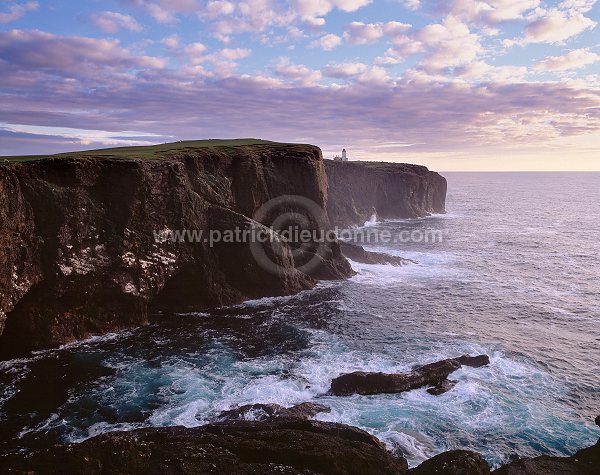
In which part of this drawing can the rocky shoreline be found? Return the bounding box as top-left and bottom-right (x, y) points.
(5, 142), (594, 474)
(1, 355), (597, 474)
(1, 412), (597, 474)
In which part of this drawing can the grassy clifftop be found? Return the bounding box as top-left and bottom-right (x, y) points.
(1, 139), (312, 163)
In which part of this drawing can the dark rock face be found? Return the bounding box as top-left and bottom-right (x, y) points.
(339, 241), (415, 266)
(216, 402), (331, 422)
(328, 355), (490, 396)
(0, 144), (353, 358)
(0, 420), (409, 475)
(324, 160), (447, 228)
(427, 379), (458, 396)
(492, 438), (600, 475)
(409, 450), (491, 475)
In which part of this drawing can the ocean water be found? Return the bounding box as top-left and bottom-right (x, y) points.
(1, 172), (599, 468)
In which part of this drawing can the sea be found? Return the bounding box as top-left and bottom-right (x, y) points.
(1, 172), (599, 469)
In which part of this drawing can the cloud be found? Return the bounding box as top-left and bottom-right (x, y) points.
(455, 61), (528, 82)
(438, 0), (540, 26)
(91, 11), (143, 33)
(525, 9), (596, 44)
(202, 0), (235, 18)
(414, 16), (482, 71)
(292, 0), (372, 25)
(185, 42), (208, 64)
(124, 0), (199, 24)
(310, 33), (342, 50)
(374, 50), (405, 66)
(322, 62), (367, 78)
(559, 0), (597, 13)
(343, 21), (411, 45)
(505, 7), (597, 46)
(357, 66), (390, 85)
(400, 0), (421, 11)
(2, 70), (598, 157)
(534, 48), (600, 71)
(202, 0), (295, 42)
(0, 29), (166, 75)
(0, 1), (38, 24)
(273, 57), (322, 85)
(161, 34), (181, 50)
(1, 52), (599, 162)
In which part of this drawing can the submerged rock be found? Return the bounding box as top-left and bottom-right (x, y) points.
(409, 450), (491, 474)
(338, 241), (415, 266)
(328, 355), (490, 396)
(0, 420), (409, 475)
(216, 402), (331, 422)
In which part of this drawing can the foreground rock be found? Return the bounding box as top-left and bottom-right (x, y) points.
(409, 450), (491, 474)
(216, 402), (331, 422)
(325, 160), (447, 228)
(492, 438), (599, 474)
(329, 355), (490, 396)
(2, 416), (598, 475)
(0, 141), (353, 358)
(0, 420), (409, 475)
(339, 241), (415, 266)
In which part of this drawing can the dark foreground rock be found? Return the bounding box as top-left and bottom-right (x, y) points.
(1, 416), (598, 475)
(0, 420), (409, 475)
(325, 160), (447, 228)
(339, 241), (415, 266)
(409, 450), (491, 474)
(492, 438), (600, 475)
(216, 402), (331, 422)
(329, 355), (490, 396)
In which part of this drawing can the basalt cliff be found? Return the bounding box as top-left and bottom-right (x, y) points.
(0, 141), (446, 358)
(325, 160), (447, 228)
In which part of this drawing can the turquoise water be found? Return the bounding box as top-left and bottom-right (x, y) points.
(1, 173), (599, 468)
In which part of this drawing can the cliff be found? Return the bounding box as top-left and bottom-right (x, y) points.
(0, 141), (449, 358)
(324, 160), (447, 228)
(0, 140), (352, 357)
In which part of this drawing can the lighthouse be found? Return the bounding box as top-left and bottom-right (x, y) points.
(333, 148), (349, 161)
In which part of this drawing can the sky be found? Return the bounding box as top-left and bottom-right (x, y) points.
(0, 0), (599, 170)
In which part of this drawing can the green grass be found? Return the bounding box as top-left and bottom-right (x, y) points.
(0, 138), (305, 163)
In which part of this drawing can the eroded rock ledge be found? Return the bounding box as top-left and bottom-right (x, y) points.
(338, 241), (415, 266)
(328, 354), (490, 396)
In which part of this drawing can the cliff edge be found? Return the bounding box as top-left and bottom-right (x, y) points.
(0, 140), (352, 357)
(325, 160), (447, 228)
(0, 141), (448, 358)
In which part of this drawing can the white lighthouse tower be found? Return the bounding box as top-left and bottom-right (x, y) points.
(333, 148), (349, 161)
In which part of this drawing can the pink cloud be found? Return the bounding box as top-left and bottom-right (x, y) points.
(0, 29), (167, 74)
(0, 1), (38, 24)
(91, 11), (143, 33)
